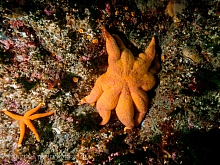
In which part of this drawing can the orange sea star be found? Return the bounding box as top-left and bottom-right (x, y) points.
(79, 28), (160, 130)
(1, 103), (54, 147)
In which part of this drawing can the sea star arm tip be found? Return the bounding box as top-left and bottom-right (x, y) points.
(78, 97), (87, 105)
(124, 127), (133, 132)
(98, 109), (111, 125)
(144, 37), (156, 61)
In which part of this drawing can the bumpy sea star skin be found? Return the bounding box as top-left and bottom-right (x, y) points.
(79, 28), (160, 130)
(1, 103), (54, 147)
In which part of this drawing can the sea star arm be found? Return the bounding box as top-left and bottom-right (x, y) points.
(130, 87), (149, 126)
(144, 37), (156, 62)
(119, 48), (135, 74)
(98, 109), (111, 125)
(79, 74), (108, 105)
(2, 103), (54, 147)
(115, 87), (135, 129)
(28, 111), (55, 120)
(140, 73), (156, 91)
(18, 121), (25, 147)
(24, 103), (45, 117)
(132, 37), (156, 73)
(23, 119), (40, 142)
(1, 109), (23, 120)
(96, 84), (122, 125)
(103, 28), (122, 66)
(105, 29), (135, 73)
(111, 34), (127, 52)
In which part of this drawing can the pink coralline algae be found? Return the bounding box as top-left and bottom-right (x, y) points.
(0, 39), (14, 50)
(44, 4), (56, 16)
(9, 20), (24, 29)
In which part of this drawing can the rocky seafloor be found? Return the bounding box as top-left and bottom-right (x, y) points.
(0, 0), (219, 164)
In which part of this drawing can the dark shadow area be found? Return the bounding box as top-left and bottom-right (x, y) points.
(0, 50), (15, 64)
(180, 128), (220, 165)
(73, 111), (101, 132)
(181, 67), (220, 95)
(16, 77), (39, 92)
